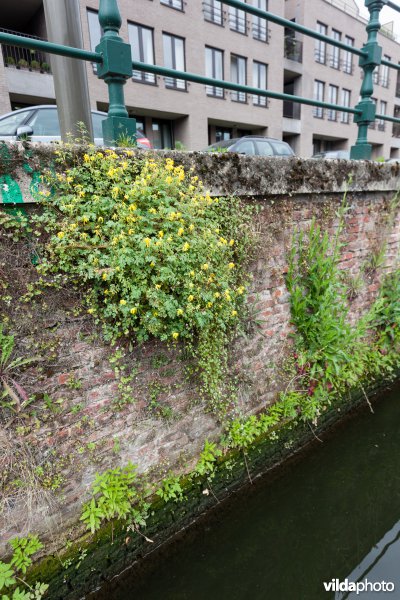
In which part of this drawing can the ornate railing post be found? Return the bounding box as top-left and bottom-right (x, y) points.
(96, 0), (136, 146)
(350, 0), (387, 160)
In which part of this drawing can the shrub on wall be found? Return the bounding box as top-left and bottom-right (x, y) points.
(35, 148), (252, 413)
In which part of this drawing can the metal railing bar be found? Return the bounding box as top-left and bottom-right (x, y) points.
(0, 32), (102, 63)
(220, 0), (366, 56)
(386, 1), (400, 12)
(381, 57), (400, 71)
(131, 60), (361, 114)
(378, 113), (400, 124)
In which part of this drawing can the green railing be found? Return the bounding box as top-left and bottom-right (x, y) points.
(0, 0), (400, 158)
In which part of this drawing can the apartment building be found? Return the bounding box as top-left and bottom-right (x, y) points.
(0, 0), (400, 157)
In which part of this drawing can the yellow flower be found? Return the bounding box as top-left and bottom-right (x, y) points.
(177, 308), (184, 316)
(178, 227), (184, 236)
(189, 270), (195, 277)
(189, 224), (194, 231)
(207, 302), (212, 308)
(149, 207), (157, 214)
(166, 159), (174, 171)
(87, 308), (95, 314)
(150, 261), (155, 267)
(188, 295), (194, 302)
(102, 273), (108, 280)
(129, 203), (137, 212)
(82, 215), (89, 223)
(214, 292), (220, 298)
(120, 299), (127, 305)
(202, 263), (209, 270)
(172, 332), (179, 339)
(57, 231), (65, 239)
(228, 262), (235, 269)
(182, 242), (190, 252)
(158, 231), (164, 238)
(143, 237), (152, 247)
(231, 310), (238, 317)
(237, 286), (245, 295)
(130, 307), (137, 315)
(83, 154), (90, 162)
(229, 239), (235, 246)
(98, 216), (104, 222)
(155, 284), (161, 289)
(166, 176), (173, 185)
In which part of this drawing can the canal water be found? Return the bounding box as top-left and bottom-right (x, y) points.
(97, 386), (400, 599)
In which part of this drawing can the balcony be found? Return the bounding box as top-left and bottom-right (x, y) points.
(283, 100), (301, 119)
(1, 28), (51, 73)
(284, 37), (303, 63)
(392, 123), (400, 138)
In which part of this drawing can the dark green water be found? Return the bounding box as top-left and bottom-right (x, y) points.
(99, 388), (400, 599)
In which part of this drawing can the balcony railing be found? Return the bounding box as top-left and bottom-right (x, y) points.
(0, 27), (51, 73)
(203, 0), (224, 25)
(284, 37), (303, 62)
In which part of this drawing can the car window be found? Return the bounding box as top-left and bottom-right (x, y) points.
(28, 108), (60, 136)
(235, 141), (256, 155)
(92, 113), (105, 138)
(0, 111), (33, 135)
(255, 140), (274, 156)
(271, 141), (293, 156)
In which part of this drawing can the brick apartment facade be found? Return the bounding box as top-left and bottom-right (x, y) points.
(1, 0), (400, 157)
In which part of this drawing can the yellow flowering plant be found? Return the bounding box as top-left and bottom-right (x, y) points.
(34, 149), (253, 413)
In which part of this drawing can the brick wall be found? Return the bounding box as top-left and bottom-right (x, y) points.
(1, 146), (400, 557)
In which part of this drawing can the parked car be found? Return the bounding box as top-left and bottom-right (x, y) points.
(312, 150), (350, 159)
(0, 105), (152, 148)
(204, 136), (295, 157)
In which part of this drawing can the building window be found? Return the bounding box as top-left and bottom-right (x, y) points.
(128, 23), (156, 84)
(331, 29), (341, 69)
(252, 0), (268, 42)
(231, 54), (247, 102)
(163, 33), (186, 90)
(253, 61), (268, 106)
(379, 100), (387, 131)
(205, 46), (224, 97)
(343, 36), (354, 74)
(203, 0), (223, 26)
(313, 80), (325, 118)
(373, 66), (379, 85)
(215, 126), (232, 142)
(315, 22), (327, 64)
(87, 9), (102, 72)
(341, 89), (351, 123)
(381, 55), (390, 87)
(327, 85), (338, 120)
(160, 0), (183, 10)
(369, 97), (377, 129)
(152, 119), (173, 149)
(229, 7), (246, 34)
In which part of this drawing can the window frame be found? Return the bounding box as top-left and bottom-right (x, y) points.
(162, 32), (187, 91)
(128, 22), (156, 85)
(230, 54), (247, 103)
(252, 60), (268, 107)
(205, 46), (224, 98)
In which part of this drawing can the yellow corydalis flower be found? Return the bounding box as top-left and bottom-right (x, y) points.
(120, 299), (127, 305)
(177, 308), (184, 316)
(228, 262), (235, 269)
(165, 176), (173, 185)
(182, 242), (190, 252)
(57, 231), (65, 239)
(130, 307), (137, 315)
(177, 227), (184, 236)
(143, 237), (152, 247)
(172, 332), (179, 339)
(188, 295), (194, 302)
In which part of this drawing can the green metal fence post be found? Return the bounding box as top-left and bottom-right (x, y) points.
(350, 0), (387, 160)
(96, 0), (136, 146)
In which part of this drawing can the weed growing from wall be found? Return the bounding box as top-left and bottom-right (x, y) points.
(0, 534), (48, 599)
(33, 148), (252, 415)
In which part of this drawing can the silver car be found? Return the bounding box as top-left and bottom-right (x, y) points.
(0, 105), (152, 147)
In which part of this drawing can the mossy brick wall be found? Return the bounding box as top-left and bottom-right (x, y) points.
(1, 142), (400, 561)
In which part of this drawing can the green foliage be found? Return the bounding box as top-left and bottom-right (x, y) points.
(80, 463), (148, 533)
(193, 440), (222, 479)
(0, 535), (48, 600)
(156, 473), (184, 503)
(34, 149), (251, 410)
(0, 323), (36, 414)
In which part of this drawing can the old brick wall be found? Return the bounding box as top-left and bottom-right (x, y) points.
(1, 145), (400, 556)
